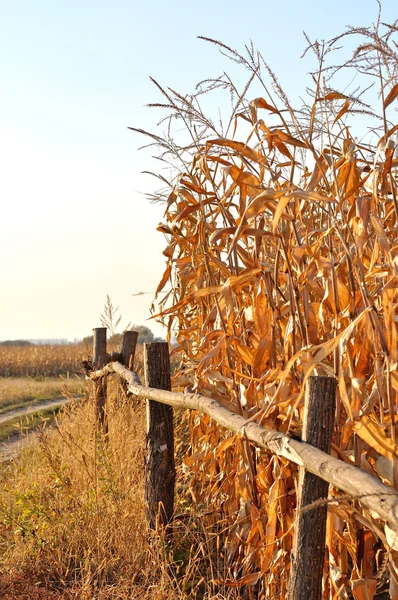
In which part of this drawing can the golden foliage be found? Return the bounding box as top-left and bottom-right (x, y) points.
(140, 14), (398, 598)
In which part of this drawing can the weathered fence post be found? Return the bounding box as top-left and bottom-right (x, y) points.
(120, 330), (138, 370)
(144, 342), (176, 532)
(93, 327), (107, 430)
(288, 376), (336, 600)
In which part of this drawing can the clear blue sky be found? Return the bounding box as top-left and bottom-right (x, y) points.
(0, 0), (395, 341)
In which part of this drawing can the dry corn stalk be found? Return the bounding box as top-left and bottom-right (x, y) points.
(134, 11), (398, 598)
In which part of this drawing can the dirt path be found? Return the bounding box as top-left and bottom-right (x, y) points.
(0, 397), (71, 425)
(0, 432), (40, 463)
(0, 397), (74, 463)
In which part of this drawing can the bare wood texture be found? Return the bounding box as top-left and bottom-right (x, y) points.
(120, 330), (138, 370)
(144, 343), (176, 530)
(90, 363), (122, 380)
(288, 376), (336, 600)
(93, 361), (398, 529)
(93, 328), (107, 430)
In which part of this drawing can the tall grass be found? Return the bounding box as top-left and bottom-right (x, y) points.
(0, 379), (252, 599)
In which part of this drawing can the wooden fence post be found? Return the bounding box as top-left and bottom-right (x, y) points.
(144, 342), (176, 531)
(288, 376), (336, 600)
(120, 330), (138, 370)
(93, 327), (107, 430)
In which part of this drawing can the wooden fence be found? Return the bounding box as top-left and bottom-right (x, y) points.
(88, 327), (398, 600)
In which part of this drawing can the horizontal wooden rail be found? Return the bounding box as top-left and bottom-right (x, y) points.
(90, 360), (398, 531)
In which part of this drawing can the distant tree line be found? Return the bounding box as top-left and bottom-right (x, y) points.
(0, 340), (32, 346)
(0, 326), (163, 348)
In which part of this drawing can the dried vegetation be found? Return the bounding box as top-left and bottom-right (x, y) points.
(0, 380), (250, 599)
(130, 8), (398, 598)
(1, 7), (398, 600)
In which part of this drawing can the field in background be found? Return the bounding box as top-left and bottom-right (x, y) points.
(0, 377), (84, 414)
(0, 343), (146, 446)
(0, 343), (90, 377)
(0, 345), (88, 446)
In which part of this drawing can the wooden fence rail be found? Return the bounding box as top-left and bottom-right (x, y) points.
(89, 329), (398, 598)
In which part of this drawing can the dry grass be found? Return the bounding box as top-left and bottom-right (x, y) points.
(0, 388), (155, 598)
(0, 380), (251, 599)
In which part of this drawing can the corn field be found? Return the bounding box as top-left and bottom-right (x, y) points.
(0, 344), (88, 377)
(132, 11), (398, 598)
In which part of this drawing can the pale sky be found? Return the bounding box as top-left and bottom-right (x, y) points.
(1, 0), (396, 341)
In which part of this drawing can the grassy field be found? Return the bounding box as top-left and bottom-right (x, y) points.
(0, 344), (236, 599)
(0, 386), (231, 600)
(0, 344), (87, 445)
(0, 340), (145, 446)
(0, 374), (85, 443)
(0, 377), (84, 414)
